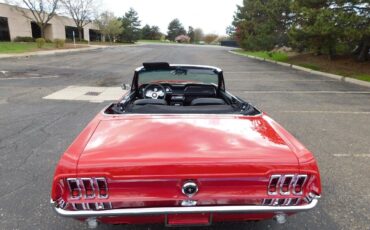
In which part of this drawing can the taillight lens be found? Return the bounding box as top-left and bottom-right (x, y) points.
(268, 175), (281, 195)
(268, 174), (308, 196)
(280, 175), (294, 195)
(96, 178), (108, 198)
(292, 175), (307, 195)
(66, 177), (108, 199)
(81, 178), (95, 199)
(67, 178), (81, 199)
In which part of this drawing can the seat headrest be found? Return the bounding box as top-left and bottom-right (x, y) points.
(190, 98), (226, 106)
(134, 99), (167, 106)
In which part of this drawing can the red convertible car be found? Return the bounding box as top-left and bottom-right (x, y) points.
(51, 63), (321, 228)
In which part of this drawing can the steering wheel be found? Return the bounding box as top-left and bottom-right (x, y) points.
(143, 84), (167, 99)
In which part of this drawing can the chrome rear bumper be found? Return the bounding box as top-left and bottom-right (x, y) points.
(51, 199), (319, 218)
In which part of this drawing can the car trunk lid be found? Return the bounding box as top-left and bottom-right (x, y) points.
(77, 115), (299, 177)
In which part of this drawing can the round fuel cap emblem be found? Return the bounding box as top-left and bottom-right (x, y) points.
(182, 181), (198, 197)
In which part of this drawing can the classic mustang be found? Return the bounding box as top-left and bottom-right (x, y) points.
(51, 63), (321, 228)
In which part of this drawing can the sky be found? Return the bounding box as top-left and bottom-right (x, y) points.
(0, 0), (243, 35)
(101, 0), (243, 35)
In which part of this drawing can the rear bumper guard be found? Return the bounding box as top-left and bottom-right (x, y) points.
(51, 198), (319, 218)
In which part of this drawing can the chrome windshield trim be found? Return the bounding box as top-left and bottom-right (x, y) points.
(51, 198), (319, 218)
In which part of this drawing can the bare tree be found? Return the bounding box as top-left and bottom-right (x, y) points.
(193, 28), (204, 43)
(13, 0), (59, 38)
(61, 0), (97, 40)
(96, 11), (123, 44)
(204, 34), (218, 44)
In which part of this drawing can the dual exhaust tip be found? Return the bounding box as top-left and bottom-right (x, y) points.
(85, 214), (288, 228)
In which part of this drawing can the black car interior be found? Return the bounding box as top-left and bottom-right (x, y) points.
(105, 63), (260, 115)
(106, 82), (259, 115)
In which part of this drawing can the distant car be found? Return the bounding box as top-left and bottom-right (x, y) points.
(51, 63), (321, 228)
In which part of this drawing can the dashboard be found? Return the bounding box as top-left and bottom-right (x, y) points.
(138, 83), (218, 106)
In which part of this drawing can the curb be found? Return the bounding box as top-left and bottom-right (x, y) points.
(229, 51), (370, 88)
(0, 44), (142, 59)
(0, 46), (106, 59)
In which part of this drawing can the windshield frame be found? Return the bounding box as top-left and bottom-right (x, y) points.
(131, 64), (225, 92)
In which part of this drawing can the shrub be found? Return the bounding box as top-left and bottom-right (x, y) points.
(175, 35), (190, 43)
(65, 39), (88, 44)
(54, 39), (65, 48)
(36, 38), (46, 48)
(13, 36), (35, 42)
(77, 39), (88, 44)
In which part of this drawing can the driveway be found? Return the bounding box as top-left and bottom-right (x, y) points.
(0, 44), (369, 229)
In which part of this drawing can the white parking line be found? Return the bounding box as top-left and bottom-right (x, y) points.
(333, 154), (370, 158)
(225, 71), (289, 74)
(0, 75), (59, 80)
(226, 79), (336, 82)
(280, 111), (370, 115)
(240, 91), (370, 94)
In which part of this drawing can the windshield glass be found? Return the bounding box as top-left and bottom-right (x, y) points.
(138, 68), (218, 85)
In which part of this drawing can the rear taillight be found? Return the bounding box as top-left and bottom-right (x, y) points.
(96, 178), (108, 198)
(268, 174), (308, 196)
(67, 178), (81, 199)
(81, 178), (95, 199)
(268, 175), (281, 195)
(66, 177), (108, 199)
(280, 175), (294, 195)
(292, 175), (307, 195)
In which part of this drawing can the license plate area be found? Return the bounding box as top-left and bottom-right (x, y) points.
(165, 213), (212, 227)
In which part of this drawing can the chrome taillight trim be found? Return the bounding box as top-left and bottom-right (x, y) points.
(284, 198), (292, 206)
(268, 174), (309, 196)
(66, 177), (108, 200)
(66, 178), (82, 200)
(268, 175), (281, 195)
(280, 174), (294, 195)
(262, 199), (273, 206)
(81, 178), (95, 199)
(292, 175), (308, 195)
(95, 178), (109, 199)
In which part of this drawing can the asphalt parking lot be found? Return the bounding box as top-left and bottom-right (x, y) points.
(0, 44), (369, 230)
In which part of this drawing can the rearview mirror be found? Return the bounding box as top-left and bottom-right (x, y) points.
(121, 83), (131, 90)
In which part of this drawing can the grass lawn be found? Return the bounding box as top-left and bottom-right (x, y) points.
(0, 42), (55, 54)
(234, 50), (290, 62)
(354, 74), (370, 82)
(234, 49), (370, 82)
(138, 40), (175, 44)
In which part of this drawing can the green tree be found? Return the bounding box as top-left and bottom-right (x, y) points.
(187, 26), (195, 43)
(141, 24), (152, 40)
(150, 26), (162, 40)
(119, 8), (141, 43)
(290, 0), (369, 61)
(96, 11), (123, 43)
(167, 19), (186, 41)
(232, 0), (292, 51)
(141, 24), (162, 40)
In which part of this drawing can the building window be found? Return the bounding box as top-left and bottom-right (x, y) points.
(31, 22), (42, 39)
(65, 26), (83, 41)
(0, 17), (11, 41)
(89, 29), (101, 42)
